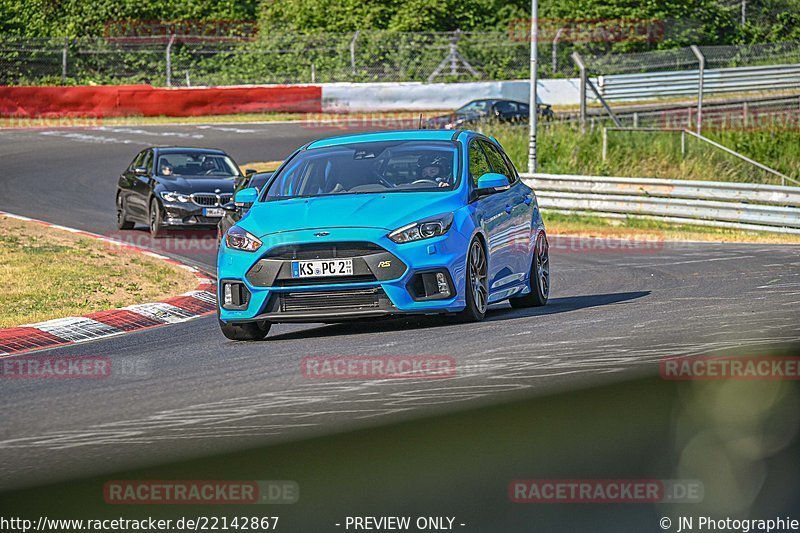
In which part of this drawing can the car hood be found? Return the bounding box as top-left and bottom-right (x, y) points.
(239, 192), (461, 237)
(155, 176), (236, 194)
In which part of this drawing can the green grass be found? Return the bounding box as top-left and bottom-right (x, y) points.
(477, 121), (800, 186)
(0, 216), (199, 328)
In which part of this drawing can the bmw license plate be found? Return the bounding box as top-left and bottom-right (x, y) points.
(203, 208), (225, 217)
(291, 259), (354, 278)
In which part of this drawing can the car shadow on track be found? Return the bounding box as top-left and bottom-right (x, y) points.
(266, 291), (650, 342)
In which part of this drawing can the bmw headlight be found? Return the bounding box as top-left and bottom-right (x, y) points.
(225, 226), (262, 252)
(160, 191), (191, 203)
(388, 213), (454, 244)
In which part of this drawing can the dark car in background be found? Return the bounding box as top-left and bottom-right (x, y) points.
(116, 147), (254, 238)
(218, 171), (274, 242)
(426, 98), (554, 130)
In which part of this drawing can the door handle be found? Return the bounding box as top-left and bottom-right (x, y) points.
(505, 205), (513, 214)
(523, 196), (532, 206)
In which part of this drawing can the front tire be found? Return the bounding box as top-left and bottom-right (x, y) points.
(219, 319), (271, 341)
(510, 232), (549, 308)
(149, 198), (164, 239)
(453, 238), (488, 323)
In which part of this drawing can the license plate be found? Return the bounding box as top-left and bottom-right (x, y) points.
(203, 208), (225, 217)
(291, 259), (354, 278)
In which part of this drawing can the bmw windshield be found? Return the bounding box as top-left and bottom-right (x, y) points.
(264, 140), (460, 200)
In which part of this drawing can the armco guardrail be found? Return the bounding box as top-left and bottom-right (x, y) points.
(522, 173), (800, 234)
(596, 64), (800, 101)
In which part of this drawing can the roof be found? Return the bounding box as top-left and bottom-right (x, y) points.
(306, 130), (461, 150)
(155, 147), (227, 154)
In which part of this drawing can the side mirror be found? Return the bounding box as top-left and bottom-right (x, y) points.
(221, 201), (238, 213)
(133, 167), (148, 176)
(474, 173), (509, 198)
(234, 187), (258, 207)
(245, 168), (257, 176)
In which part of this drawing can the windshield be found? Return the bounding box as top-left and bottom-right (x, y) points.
(157, 152), (240, 178)
(264, 140), (460, 200)
(456, 100), (493, 115)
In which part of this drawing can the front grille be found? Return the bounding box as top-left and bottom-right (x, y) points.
(191, 193), (231, 207)
(265, 242), (384, 260)
(280, 288), (380, 313)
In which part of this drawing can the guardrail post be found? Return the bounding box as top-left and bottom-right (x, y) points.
(690, 45), (705, 134)
(602, 127), (608, 161)
(633, 112), (639, 128)
(61, 37), (68, 83)
(681, 130), (686, 159)
(165, 33), (176, 87)
(572, 52), (587, 133)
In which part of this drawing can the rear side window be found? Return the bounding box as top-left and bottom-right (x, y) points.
(481, 141), (516, 184)
(468, 141), (492, 186)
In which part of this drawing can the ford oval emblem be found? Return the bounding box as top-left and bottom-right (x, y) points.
(314, 231), (330, 237)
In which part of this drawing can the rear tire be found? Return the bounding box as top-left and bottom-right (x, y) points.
(452, 238), (488, 323)
(510, 232), (549, 308)
(219, 319), (271, 341)
(116, 194), (134, 230)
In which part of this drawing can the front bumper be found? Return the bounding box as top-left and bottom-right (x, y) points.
(217, 227), (470, 324)
(160, 201), (227, 227)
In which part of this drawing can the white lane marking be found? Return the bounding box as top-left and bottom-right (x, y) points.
(93, 126), (204, 139)
(39, 131), (150, 146)
(196, 125), (259, 134)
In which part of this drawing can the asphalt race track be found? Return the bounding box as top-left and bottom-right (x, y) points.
(1, 123), (800, 523)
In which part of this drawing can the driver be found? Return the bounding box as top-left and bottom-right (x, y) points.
(161, 163), (173, 176)
(417, 155), (453, 188)
(201, 158), (217, 173)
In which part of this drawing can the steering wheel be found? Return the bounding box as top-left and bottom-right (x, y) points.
(371, 171), (394, 189)
(411, 179), (439, 186)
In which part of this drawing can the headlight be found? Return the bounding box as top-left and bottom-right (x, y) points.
(225, 226), (262, 252)
(160, 191), (191, 203)
(388, 213), (454, 244)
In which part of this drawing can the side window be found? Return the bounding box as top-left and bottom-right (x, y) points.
(468, 141), (492, 187)
(142, 150), (154, 174)
(130, 151), (146, 170)
(481, 141), (514, 184)
(494, 101), (516, 115)
(501, 151), (520, 184)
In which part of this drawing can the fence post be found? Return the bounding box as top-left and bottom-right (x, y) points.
(61, 37), (68, 83)
(551, 28), (564, 76)
(350, 30), (360, 76)
(602, 127), (608, 161)
(633, 112), (639, 128)
(742, 101), (748, 127)
(690, 45), (705, 134)
(572, 52), (587, 133)
(165, 33), (176, 87)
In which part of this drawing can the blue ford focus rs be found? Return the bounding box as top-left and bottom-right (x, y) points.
(217, 130), (549, 340)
